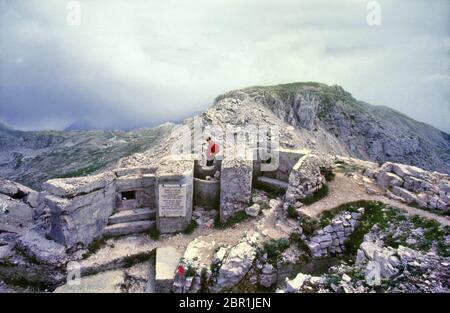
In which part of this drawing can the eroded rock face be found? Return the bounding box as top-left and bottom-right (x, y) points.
(210, 235), (258, 292)
(0, 179), (40, 230)
(15, 230), (67, 266)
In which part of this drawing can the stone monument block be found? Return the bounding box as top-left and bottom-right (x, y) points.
(220, 158), (253, 223)
(156, 157), (194, 233)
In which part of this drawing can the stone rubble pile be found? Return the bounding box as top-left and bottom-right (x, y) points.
(285, 154), (332, 208)
(366, 161), (449, 212)
(307, 209), (364, 257)
(245, 203), (261, 217)
(280, 222), (450, 293)
(192, 207), (216, 228)
(209, 232), (259, 292)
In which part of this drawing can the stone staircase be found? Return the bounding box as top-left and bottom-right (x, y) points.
(256, 176), (289, 193)
(103, 207), (156, 237)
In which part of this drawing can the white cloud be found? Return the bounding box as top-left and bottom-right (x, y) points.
(0, 0), (448, 132)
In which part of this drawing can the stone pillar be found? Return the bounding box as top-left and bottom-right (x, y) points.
(155, 157), (194, 233)
(219, 145), (253, 223)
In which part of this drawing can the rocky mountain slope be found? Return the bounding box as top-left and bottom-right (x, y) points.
(0, 123), (174, 189)
(205, 82), (450, 174)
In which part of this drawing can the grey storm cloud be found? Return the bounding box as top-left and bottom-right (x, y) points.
(0, 0), (449, 132)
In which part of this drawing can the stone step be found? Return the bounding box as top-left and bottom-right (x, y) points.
(108, 208), (156, 224)
(116, 202), (155, 212)
(102, 220), (155, 237)
(256, 176), (289, 192)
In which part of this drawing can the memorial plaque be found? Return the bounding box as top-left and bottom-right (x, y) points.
(159, 184), (187, 217)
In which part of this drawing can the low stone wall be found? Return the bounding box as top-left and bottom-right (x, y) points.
(307, 209), (364, 258)
(193, 178), (220, 209)
(370, 162), (449, 212)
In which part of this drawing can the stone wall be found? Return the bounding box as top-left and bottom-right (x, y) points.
(369, 162), (449, 212)
(307, 209), (364, 258)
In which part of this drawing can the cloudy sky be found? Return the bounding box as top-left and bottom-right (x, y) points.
(0, 0), (449, 132)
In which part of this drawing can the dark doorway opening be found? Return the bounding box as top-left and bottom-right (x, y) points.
(121, 191), (136, 200)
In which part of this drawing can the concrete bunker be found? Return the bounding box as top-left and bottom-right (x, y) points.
(253, 148), (309, 194)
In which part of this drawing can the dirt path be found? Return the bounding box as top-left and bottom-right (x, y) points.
(301, 173), (450, 226)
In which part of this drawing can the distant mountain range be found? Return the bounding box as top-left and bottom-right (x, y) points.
(0, 123), (175, 189)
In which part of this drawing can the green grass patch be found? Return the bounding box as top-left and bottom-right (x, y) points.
(253, 181), (286, 198)
(82, 236), (113, 258)
(261, 238), (290, 263)
(214, 211), (249, 229)
(343, 202), (404, 256)
(299, 215), (320, 236)
(183, 220), (199, 234)
(324, 274), (340, 286)
(287, 206), (299, 219)
(302, 184), (329, 206)
(410, 216), (450, 257)
(148, 227), (161, 240)
(289, 233), (311, 257)
(318, 200), (384, 227)
(259, 202), (271, 211)
(123, 251), (154, 268)
(55, 164), (105, 179)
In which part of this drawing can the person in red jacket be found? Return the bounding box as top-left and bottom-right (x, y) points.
(206, 137), (219, 166)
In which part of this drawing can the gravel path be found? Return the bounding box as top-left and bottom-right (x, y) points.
(301, 173), (450, 226)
